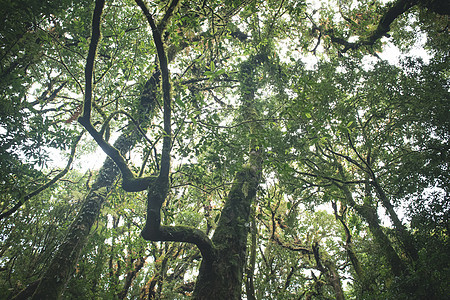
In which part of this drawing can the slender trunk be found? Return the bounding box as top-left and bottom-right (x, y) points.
(342, 185), (406, 276)
(372, 178), (418, 261)
(27, 71), (159, 300)
(245, 215), (257, 300)
(337, 213), (376, 293)
(343, 223), (363, 279)
(336, 164), (406, 276)
(140, 273), (157, 300)
(117, 247), (147, 299)
(332, 202), (364, 281)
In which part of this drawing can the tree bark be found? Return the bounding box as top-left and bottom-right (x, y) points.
(371, 178), (418, 261)
(312, 243), (345, 300)
(338, 178), (407, 277)
(192, 166), (260, 299)
(245, 215), (257, 300)
(192, 55), (263, 299)
(25, 42), (161, 300)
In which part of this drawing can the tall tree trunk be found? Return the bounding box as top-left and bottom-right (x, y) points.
(338, 178), (406, 277)
(192, 166), (260, 299)
(192, 55), (263, 299)
(245, 215), (257, 300)
(29, 135), (134, 300)
(371, 178), (418, 261)
(25, 53), (160, 300)
(312, 243), (345, 300)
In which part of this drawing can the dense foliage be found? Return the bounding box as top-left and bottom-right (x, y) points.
(0, 0), (448, 299)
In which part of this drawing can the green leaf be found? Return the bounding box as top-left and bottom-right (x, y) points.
(175, 96), (185, 108)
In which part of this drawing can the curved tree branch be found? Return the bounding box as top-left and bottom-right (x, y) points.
(326, 0), (420, 52)
(272, 233), (313, 255)
(79, 0), (104, 121)
(78, 0), (157, 193)
(143, 225), (216, 262)
(135, 0), (216, 261)
(0, 131), (84, 220)
(135, 0), (178, 179)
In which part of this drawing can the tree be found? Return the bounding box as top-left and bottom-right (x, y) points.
(1, 0), (448, 299)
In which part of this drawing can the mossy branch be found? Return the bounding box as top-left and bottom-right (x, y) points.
(142, 225), (216, 262)
(135, 0), (216, 262)
(141, 176), (216, 262)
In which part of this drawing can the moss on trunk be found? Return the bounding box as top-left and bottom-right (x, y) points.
(193, 167), (259, 299)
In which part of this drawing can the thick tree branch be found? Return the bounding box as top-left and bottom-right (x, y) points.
(135, 0), (178, 179)
(326, 0), (420, 52)
(135, 0), (216, 262)
(79, 0), (104, 120)
(78, 0), (156, 192)
(143, 225), (215, 262)
(141, 176), (216, 261)
(272, 233), (313, 254)
(270, 205), (312, 255)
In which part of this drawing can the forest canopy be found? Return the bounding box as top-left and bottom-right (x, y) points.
(0, 0), (449, 299)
